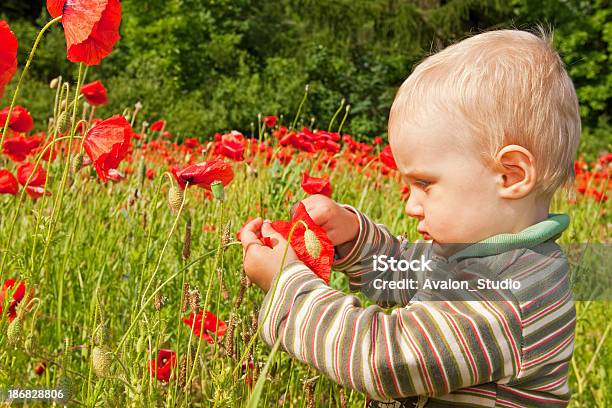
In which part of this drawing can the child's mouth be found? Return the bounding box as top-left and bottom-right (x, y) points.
(418, 230), (432, 240)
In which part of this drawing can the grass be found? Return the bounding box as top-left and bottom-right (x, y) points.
(0, 101), (610, 407)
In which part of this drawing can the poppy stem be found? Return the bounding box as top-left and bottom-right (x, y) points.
(40, 63), (87, 282)
(290, 84), (310, 132)
(327, 98), (346, 132)
(0, 135), (83, 276)
(0, 16), (62, 160)
(337, 103), (351, 135)
(228, 219), (306, 381)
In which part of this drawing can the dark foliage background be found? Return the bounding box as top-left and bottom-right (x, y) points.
(1, 0), (610, 159)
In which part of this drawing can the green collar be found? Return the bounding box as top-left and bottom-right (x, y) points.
(446, 213), (570, 262)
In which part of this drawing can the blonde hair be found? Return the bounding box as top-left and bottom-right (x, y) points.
(388, 28), (581, 198)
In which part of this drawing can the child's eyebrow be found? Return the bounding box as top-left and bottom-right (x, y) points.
(400, 170), (435, 180)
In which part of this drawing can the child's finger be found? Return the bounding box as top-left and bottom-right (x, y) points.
(261, 221), (285, 243)
(238, 217), (263, 248)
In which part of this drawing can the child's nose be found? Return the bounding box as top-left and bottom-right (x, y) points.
(404, 192), (424, 219)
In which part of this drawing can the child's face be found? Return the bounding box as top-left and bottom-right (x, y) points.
(390, 115), (505, 246)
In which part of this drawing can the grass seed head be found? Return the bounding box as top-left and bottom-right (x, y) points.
(189, 289), (201, 313)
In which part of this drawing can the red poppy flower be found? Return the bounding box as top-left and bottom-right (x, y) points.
(47, 0), (122, 66)
(148, 349), (177, 382)
(0, 106), (34, 133)
(0, 168), (18, 195)
(80, 80), (108, 106)
(3, 135), (31, 162)
(0, 279), (27, 321)
(263, 115), (277, 128)
(149, 119), (165, 132)
(17, 162), (46, 187)
(380, 145), (397, 170)
(301, 171), (332, 197)
(25, 185), (51, 199)
(172, 160), (234, 190)
(270, 202), (334, 284)
(0, 21), (18, 101)
(183, 310), (227, 344)
(34, 362), (47, 376)
(145, 168), (155, 180)
(83, 115), (133, 182)
(183, 138), (199, 149)
(106, 168), (123, 182)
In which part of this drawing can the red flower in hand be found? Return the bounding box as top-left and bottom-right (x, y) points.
(0, 279), (27, 321)
(183, 310), (227, 344)
(301, 171), (332, 197)
(83, 115), (133, 182)
(47, 0), (122, 66)
(0, 106), (34, 133)
(0, 21), (18, 101)
(80, 80), (108, 106)
(270, 202), (334, 284)
(148, 349), (177, 382)
(172, 160), (234, 190)
(0, 168), (18, 195)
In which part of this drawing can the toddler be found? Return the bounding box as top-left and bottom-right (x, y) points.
(239, 28), (579, 407)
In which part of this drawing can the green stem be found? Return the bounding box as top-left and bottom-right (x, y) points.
(290, 85), (310, 132)
(337, 104), (351, 135)
(228, 219), (308, 382)
(39, 64), (87, 279)
(0, 135), (82, 277)
(328, 98), (345, 132)
(0, 16), (62, 155)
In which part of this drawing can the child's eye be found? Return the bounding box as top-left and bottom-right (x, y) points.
(415, 180), (431, 188)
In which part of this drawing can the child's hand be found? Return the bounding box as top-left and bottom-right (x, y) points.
(290, 194), (359, 247)
(239, 217), (299, 293)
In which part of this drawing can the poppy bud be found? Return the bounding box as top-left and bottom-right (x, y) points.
(7, 318), (23, 346)
(57, 111), (71, 134)
(211, 180), (224, 202)
(50, 77), (60, 89)
(304, 229), (321, 259)
(57, 374), (74, 402)
(92, 346), (113, 377)
(72, 153), (83, 173)
(135, 333), (147, 353)
(168, 185), (184, 212)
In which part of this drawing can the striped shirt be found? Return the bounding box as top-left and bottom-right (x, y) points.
(258, 205), (576, 407)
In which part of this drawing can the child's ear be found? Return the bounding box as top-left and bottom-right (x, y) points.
(495, 145), (537, 199)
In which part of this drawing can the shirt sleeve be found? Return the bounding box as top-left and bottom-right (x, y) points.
(258, 261), (523, 401)
(332, 204), (427, 306)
